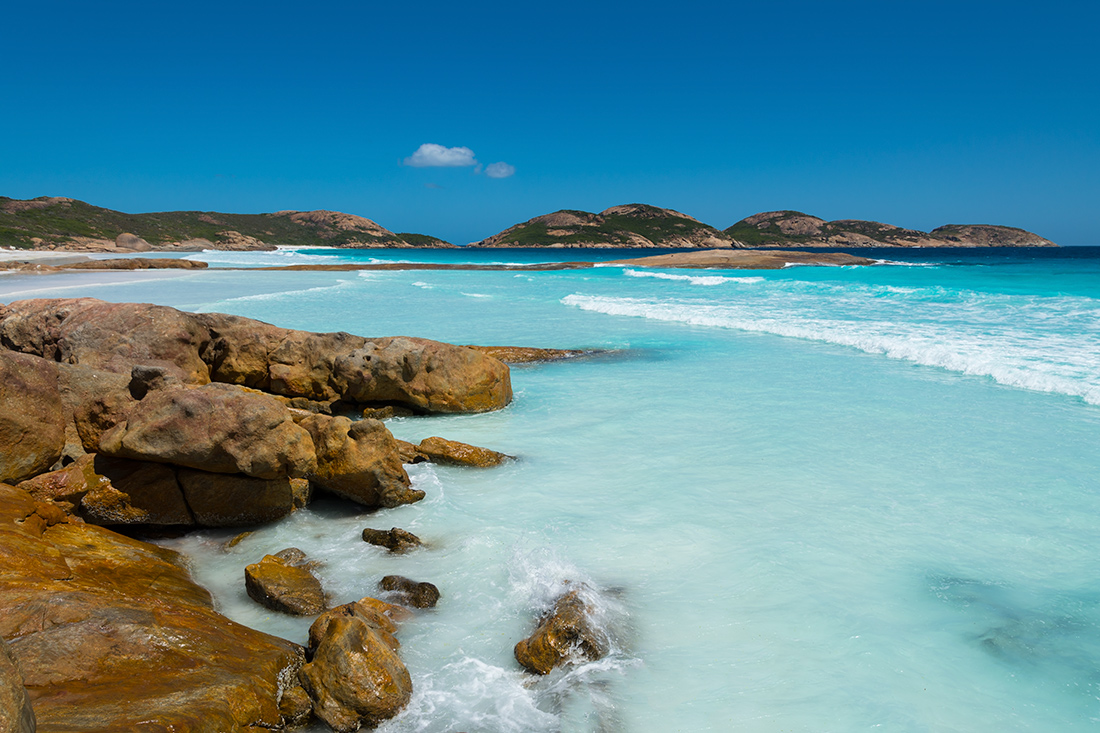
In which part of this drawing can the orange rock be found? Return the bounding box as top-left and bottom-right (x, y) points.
(417, 436), (512, 468)
(244, 550), (326, 616)
(514, 589), (609, 675)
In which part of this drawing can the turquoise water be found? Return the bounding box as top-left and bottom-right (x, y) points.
(3, 247), (1099, 731)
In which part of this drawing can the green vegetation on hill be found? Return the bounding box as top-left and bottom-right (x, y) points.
(724, 211), (818, 246)
(490, 206), (724, 247)
(0, 197), (423, 249)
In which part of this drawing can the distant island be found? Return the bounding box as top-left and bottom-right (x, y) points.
(0, 196), (1056, 251)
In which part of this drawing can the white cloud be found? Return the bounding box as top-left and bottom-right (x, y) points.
(404, 143), (478, 168)
(485, 161), (516, 179)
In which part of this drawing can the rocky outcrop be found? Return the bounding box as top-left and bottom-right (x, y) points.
(362, 527), (423, 553)
(298, 615), (413, 732)
(299, 415), (420, 508)
(99, 383), (317, 479)
(463, 345), (603, 363)
(0, 638), (35, 733)
(514, 588), (609, 675)
(380, 575), (440, 609)
(725, 210), (1058, 248)
(472, 203), (735, 248)
(0, 351), (65, 484)
(245, 548), (326, 616)
(0, 299), (513, 414)
(413, 436), (513, 468)
(114, 232), (152, 251)
(0, 483), (305, 731)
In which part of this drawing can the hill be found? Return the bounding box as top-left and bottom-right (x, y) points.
(0, 197), (454, 251)
(725, 211), (1056, 248)
(470, 204), (736, 248)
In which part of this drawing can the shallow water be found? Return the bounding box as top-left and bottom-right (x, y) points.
(4, 247), (1100, 731)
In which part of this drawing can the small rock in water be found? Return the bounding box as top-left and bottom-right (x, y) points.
(379, 575), (440, 608)
(245, 548), (326, 615)
(514, 588), (609, 675)
(415, 436), (513, 468)
(308, 597), (409, 656)
(223, 530), (254, 549)
(362, 527), (422, 553)
(362, 405), (416, 420)
(298, 615), (413, 732)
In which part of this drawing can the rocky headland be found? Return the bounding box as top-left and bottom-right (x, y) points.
(724, 210), (1057, 248)
(0, 196), (454, 252)
(470, 203), (735, 248)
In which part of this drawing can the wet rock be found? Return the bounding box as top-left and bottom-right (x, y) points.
(62, 362), (136, 456)
(98, 383), (316, 479)
(307, 597), (409, 656)
(379, 575), (440, 609)
(224, 530), (254, 549)
(245, 549), (326, 616)
(0, 637), (35, 733)
(0, 482), (305, 731)
(299, 415), (421, 508)
(416, 436), (513, 468)
(396, 439), (428, 464)
(514, 589), (610, 675)
(0, 350), (65, 484)
(361, 527), (422, 553)
(290, 477), (313, 509)
(463, 345), (600, 363)
(298, 615), (412, 732)
(279, 684), (313, 727)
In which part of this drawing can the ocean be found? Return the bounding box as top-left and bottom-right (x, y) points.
(3, 245), (1099, 731)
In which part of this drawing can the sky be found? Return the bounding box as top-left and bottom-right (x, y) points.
(1, 0), (1097, 245)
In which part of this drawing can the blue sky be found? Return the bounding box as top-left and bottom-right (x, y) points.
(1, 0), (1097, 244)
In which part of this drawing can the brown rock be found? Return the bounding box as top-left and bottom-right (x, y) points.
(416, 436), (513, 468)
(278, 684), (313, 727)
(299, 415), (421, 508)
(396, 439), (427, 464)
(62, 362), (136, 456)
(361, 405), (415, 419)
(0, 298), (212, 384)
(0, 483), (305, 732)
(177, 468), (295, 527)
(245, 550), (326, 616)
(332, 336), (513, 414)
(463, 345), (598, 363)
(0, 350), (65, 484)
(380, 575), (440, 609)
(98, 383), (317, 479)
(77, 456), (193, 526)
(514, 589), (610, 675)
(0, 637), (35, 733)
(114, 232), (152, 251)
(298, 616), (412, 732)
(307, 597), (408, 655)
(362, 527), (422, 553)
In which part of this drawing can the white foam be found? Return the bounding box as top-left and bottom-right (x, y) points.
(462, 292), (492, 299)
(204, 280), (353, 305)
(562, 289), (1100, 405)
(622, 268), (764, 286)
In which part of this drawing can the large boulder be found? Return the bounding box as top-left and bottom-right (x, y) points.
(0, 299), (211, 384)
(332, 336), (513, 414)
(514, 589), (610, 675)
(0, 637), (35, 733)
(177, 468), (295, 527)
(245, 549), (326, 616)
(307, 597), (409, 656)
(0, 483), (305, 731)
(98, 383), (317, 479)
(298, 616), (412, 732)
(60, 363), (135, 458)
(299, 415), (421, 508)
(0, 351), (65, 484)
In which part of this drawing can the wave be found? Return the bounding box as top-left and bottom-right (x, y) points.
(561, 290), (1100, 405)
(205, 280), (353, 305)
(622, 268), (764, 286)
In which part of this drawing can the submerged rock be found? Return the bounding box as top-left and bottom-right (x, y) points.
(379, 575), (440, 609)
(514, 588), (610, 675)
(361, 527), (423, 553)
(298, 615), (413, 732)
(0, 483), (305, 731)
(245, 549), (326, 616)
